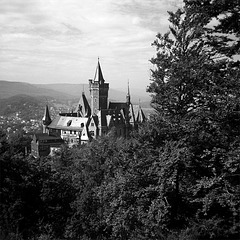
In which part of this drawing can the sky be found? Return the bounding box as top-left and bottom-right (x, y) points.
(0, 0), (183, 90)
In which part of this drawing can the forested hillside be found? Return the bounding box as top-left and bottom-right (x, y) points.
(0, 95), (46, 119)
(0, 0), (239, 239)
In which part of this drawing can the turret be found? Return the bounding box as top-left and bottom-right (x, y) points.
(125, 81), (136, 136)
(42, 105), (52, 134)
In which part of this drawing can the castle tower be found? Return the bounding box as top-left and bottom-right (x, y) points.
(42, 105), (52, 134)
(89, 59), (109, 115)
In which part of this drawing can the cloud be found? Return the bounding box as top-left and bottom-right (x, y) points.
(0, 0), (50, 25)
(0, 0), (35, 14)
(112, 0), (183, 31)
(0, 0), (183, 89)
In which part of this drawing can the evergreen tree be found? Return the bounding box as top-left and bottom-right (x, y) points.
(147, 0), (240, 238)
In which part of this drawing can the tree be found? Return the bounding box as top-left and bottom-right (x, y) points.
(147, 0), (240, 238)
(0, 154), (43, 239)
(185, 0), (240, 57)
(65, 135), (119, 239)
(8, 131), (32, 156)
(0, 137), (75, 240)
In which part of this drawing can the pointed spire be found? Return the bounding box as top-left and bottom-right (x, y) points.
(94, 58), (105, 84)
(126, 80), (131, 105)
(42, 105), (51, 125)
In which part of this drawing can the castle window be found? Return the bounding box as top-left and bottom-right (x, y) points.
(74, 131), (76, 134)
(91, 122), (94, 126)
(70, 130), (72, 134)
(81, 123), (84, 127)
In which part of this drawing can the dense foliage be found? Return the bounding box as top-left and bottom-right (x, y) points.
(1, 0), (239, 239)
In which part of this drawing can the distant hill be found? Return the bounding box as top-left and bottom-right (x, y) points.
(0, 80), (151, 108)
(0, 81), (75, 100)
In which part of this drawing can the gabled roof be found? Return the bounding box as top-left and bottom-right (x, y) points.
(106, 114), (113, 127)
(128, 103), (136, 125)
(136, 106), (146, 123)
(94, 59), (105, 84)
(42, 105), (51, 125)
(75, 92), (91, 117)
(81, 125), (90, 141)
(89, 115), (99, 127)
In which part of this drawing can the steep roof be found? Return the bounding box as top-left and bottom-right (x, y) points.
(42, 105), (52, 125)
(136, 106), (146, 123)
(80, 125), (90, 141)
(75, 92), (91, 117)
(128, 103), (136, 125)
(94, 59), (105, 84)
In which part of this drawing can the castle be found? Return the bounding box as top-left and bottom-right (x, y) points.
(31, 59), (146, 157)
